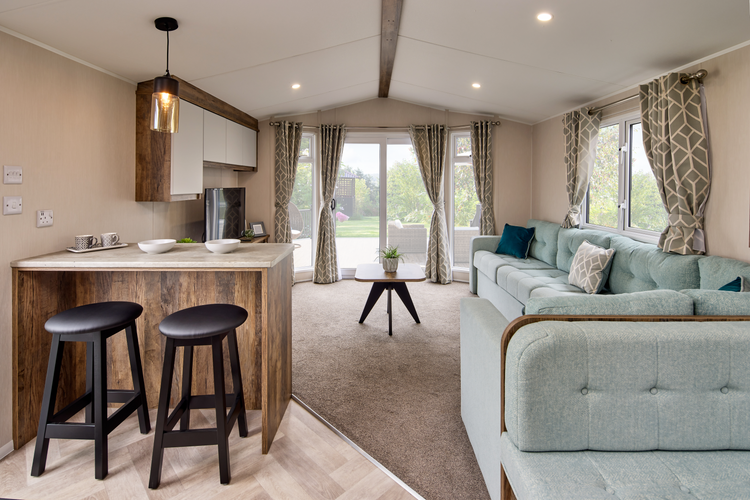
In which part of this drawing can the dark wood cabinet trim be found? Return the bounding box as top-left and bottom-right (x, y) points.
(137, 76), (259, 131)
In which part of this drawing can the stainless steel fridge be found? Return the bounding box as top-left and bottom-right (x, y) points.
(204, 187), (246, 242)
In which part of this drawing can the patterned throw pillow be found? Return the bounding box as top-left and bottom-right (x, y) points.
(568, 240), (616, 294)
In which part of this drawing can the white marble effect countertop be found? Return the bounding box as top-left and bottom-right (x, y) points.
(11, 243), (294, 269)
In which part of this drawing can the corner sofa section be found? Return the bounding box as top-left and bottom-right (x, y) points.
(469, 219), (705, 321)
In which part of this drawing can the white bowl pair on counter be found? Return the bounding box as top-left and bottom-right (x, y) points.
(137, 239), (241, 254)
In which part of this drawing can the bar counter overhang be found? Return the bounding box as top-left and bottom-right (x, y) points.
(11, 243), (293, 454)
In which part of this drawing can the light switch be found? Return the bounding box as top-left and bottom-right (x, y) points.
(4, 165), (22, 184)
(3, 196), (22, 215)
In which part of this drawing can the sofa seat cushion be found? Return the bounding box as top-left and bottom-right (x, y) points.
(503, 269), (586, 304)
(525, 290), (695, 316)
(473, 250), (553, 285)
(501, 433), (750, 500)
(681, 289), (750, 316)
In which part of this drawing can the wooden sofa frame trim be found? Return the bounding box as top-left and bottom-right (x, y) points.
(498, 314), (750, 500)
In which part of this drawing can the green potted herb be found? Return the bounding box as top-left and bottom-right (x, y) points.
(380, 245), (404, 272)
(176, 237), (198, 243)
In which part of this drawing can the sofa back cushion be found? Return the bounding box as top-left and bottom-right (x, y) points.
(556, 228), (612, 273)
(699, 255), (750, 290)
(525, 290), (694, 316)
(526, 219), (560, 267)
(505, 320), (750, 452)
(606, 235), (701, 293)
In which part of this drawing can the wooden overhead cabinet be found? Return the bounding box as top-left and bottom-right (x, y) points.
(136, 76), (259, 202)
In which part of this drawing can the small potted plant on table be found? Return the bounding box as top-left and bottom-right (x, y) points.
(380, 245), (404, 272)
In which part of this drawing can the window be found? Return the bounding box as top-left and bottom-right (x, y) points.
(291, 133), (315, 269)
(585, 114), (667, 240)
(450, 132), (481, 268)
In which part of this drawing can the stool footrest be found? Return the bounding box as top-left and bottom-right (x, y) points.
(50, 392), (93, 423)
(107, 389), (139, 404)
(45, 423), (95, 440)
(187, 394), (237, 410)
(106, 395), (143, 434)
(163, 429), (219, 448)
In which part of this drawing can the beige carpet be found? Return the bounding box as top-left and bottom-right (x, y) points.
(291, 279), (490, 500)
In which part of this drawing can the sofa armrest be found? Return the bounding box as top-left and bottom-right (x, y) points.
(469, 235), (502, 294)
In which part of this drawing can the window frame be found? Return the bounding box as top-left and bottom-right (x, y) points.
(293, 132), (316, 273)
(448, 131), (479, 269)
(582, 113), (662, 245)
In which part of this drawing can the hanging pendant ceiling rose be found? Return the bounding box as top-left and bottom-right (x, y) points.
(150, 17), (180, 133)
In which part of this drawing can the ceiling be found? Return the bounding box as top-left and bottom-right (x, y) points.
(1, 0), (749, 124)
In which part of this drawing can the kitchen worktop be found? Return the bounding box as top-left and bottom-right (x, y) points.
(11, 242), (294, 269)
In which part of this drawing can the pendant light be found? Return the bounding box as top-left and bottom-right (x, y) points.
(150, 17), (180, 133)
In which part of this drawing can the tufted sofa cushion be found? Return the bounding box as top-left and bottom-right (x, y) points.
(505, 321), (750, 452)
(607, 235), (702, 293)
(473, 250), (553, 285)
(527, 219), (561, 267)
(556, 228), (612, 273)
(699, 255), (750, 290)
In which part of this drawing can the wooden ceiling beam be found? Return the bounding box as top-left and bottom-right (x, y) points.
(378, 0), (403, 98)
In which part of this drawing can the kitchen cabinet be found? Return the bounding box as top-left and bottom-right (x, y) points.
(170, 101), (204, 196)
(205, 110), (257, 169)
(135, 76), (259, 202)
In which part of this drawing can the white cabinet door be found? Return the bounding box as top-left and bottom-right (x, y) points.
(244, 128), (257, 168)
(171, 100), (204, 195)
(226, 119), (244, 166)
(203, 110), (226, 163)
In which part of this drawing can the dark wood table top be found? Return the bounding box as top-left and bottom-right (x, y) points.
(354, 263), (427, 283)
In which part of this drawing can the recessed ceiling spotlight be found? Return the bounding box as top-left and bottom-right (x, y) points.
(537, 12), (553, 21)
(472, 83), (481, 89)
(292, 83), (301, 89)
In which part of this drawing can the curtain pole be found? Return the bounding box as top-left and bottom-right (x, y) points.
(269, 122), (501, 130)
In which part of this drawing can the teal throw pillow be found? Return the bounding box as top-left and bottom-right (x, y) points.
(496, 224), (535, 259)
(719, 276), (749, 292)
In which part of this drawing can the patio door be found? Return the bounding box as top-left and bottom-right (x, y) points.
(335, 134), (427, 275)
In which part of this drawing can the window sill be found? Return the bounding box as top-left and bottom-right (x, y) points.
(580, 224), (661, 246)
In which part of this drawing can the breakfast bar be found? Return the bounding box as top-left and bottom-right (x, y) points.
(11, 243), (293, 454)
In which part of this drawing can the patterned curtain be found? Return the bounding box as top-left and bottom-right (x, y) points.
(314, 124), (347, 284)
(409, 125), (451, 284)
(274, 121), (303, 282)
(639, 73), (711, 255)
(469, 121), (496, 235)
(561, 108), (601, 228)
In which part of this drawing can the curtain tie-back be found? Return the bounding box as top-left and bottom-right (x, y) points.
(274, 202), (284, 208)
(668, 213), (703, 230)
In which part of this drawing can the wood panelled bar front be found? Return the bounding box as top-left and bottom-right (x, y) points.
(11, 244), (293, 454)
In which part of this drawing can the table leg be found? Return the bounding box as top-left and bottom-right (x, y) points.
(393, 282), (420, 324)
(387, 286), (393, 336)
(359, 282), (387, 323)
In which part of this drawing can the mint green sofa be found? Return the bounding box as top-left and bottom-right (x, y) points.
(461, 300), (750, 500)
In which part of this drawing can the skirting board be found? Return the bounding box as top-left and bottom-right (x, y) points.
(0, 440), (13, 461)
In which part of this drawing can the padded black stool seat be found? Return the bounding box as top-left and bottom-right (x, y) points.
(159, 303), (248, 338)
(149, 304), (249, 489)
(31, 301), (151, 480)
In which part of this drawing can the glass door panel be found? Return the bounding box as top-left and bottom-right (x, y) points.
(291, 160), (313, 268)
(453, 162), (480, 267)
(386, 143), (428, 266)
(336, 143), (381, 269)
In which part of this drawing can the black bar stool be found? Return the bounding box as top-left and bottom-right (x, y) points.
(31, 301), (151, 480)
(149, 304), (249, 489)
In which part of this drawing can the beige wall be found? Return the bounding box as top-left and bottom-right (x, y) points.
(531, 43), (750, 262)
(0, 32), (238, 449)
(241, 98), (533, 241)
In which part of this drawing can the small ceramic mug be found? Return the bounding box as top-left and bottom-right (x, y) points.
(74, 235), (98, 250)
(101, 232), (120, 247)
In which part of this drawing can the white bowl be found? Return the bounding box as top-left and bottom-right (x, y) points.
(205, 239), (241, 254)
(138, 239), (176, 254)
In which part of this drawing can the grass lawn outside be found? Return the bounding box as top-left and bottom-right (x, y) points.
(335, 216), (379, 237)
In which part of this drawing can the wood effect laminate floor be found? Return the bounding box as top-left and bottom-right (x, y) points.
(0, 402), (417, 500)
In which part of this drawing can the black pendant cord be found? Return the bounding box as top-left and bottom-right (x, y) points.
(165, 30), (170, 77)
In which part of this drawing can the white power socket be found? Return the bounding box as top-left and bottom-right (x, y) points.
(37, 209), (53, 227)
(4, 165), (22, 184)
(3, 196), (22, 215)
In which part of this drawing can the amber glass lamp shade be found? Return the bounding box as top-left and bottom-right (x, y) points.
(150, 76), (180, 133)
